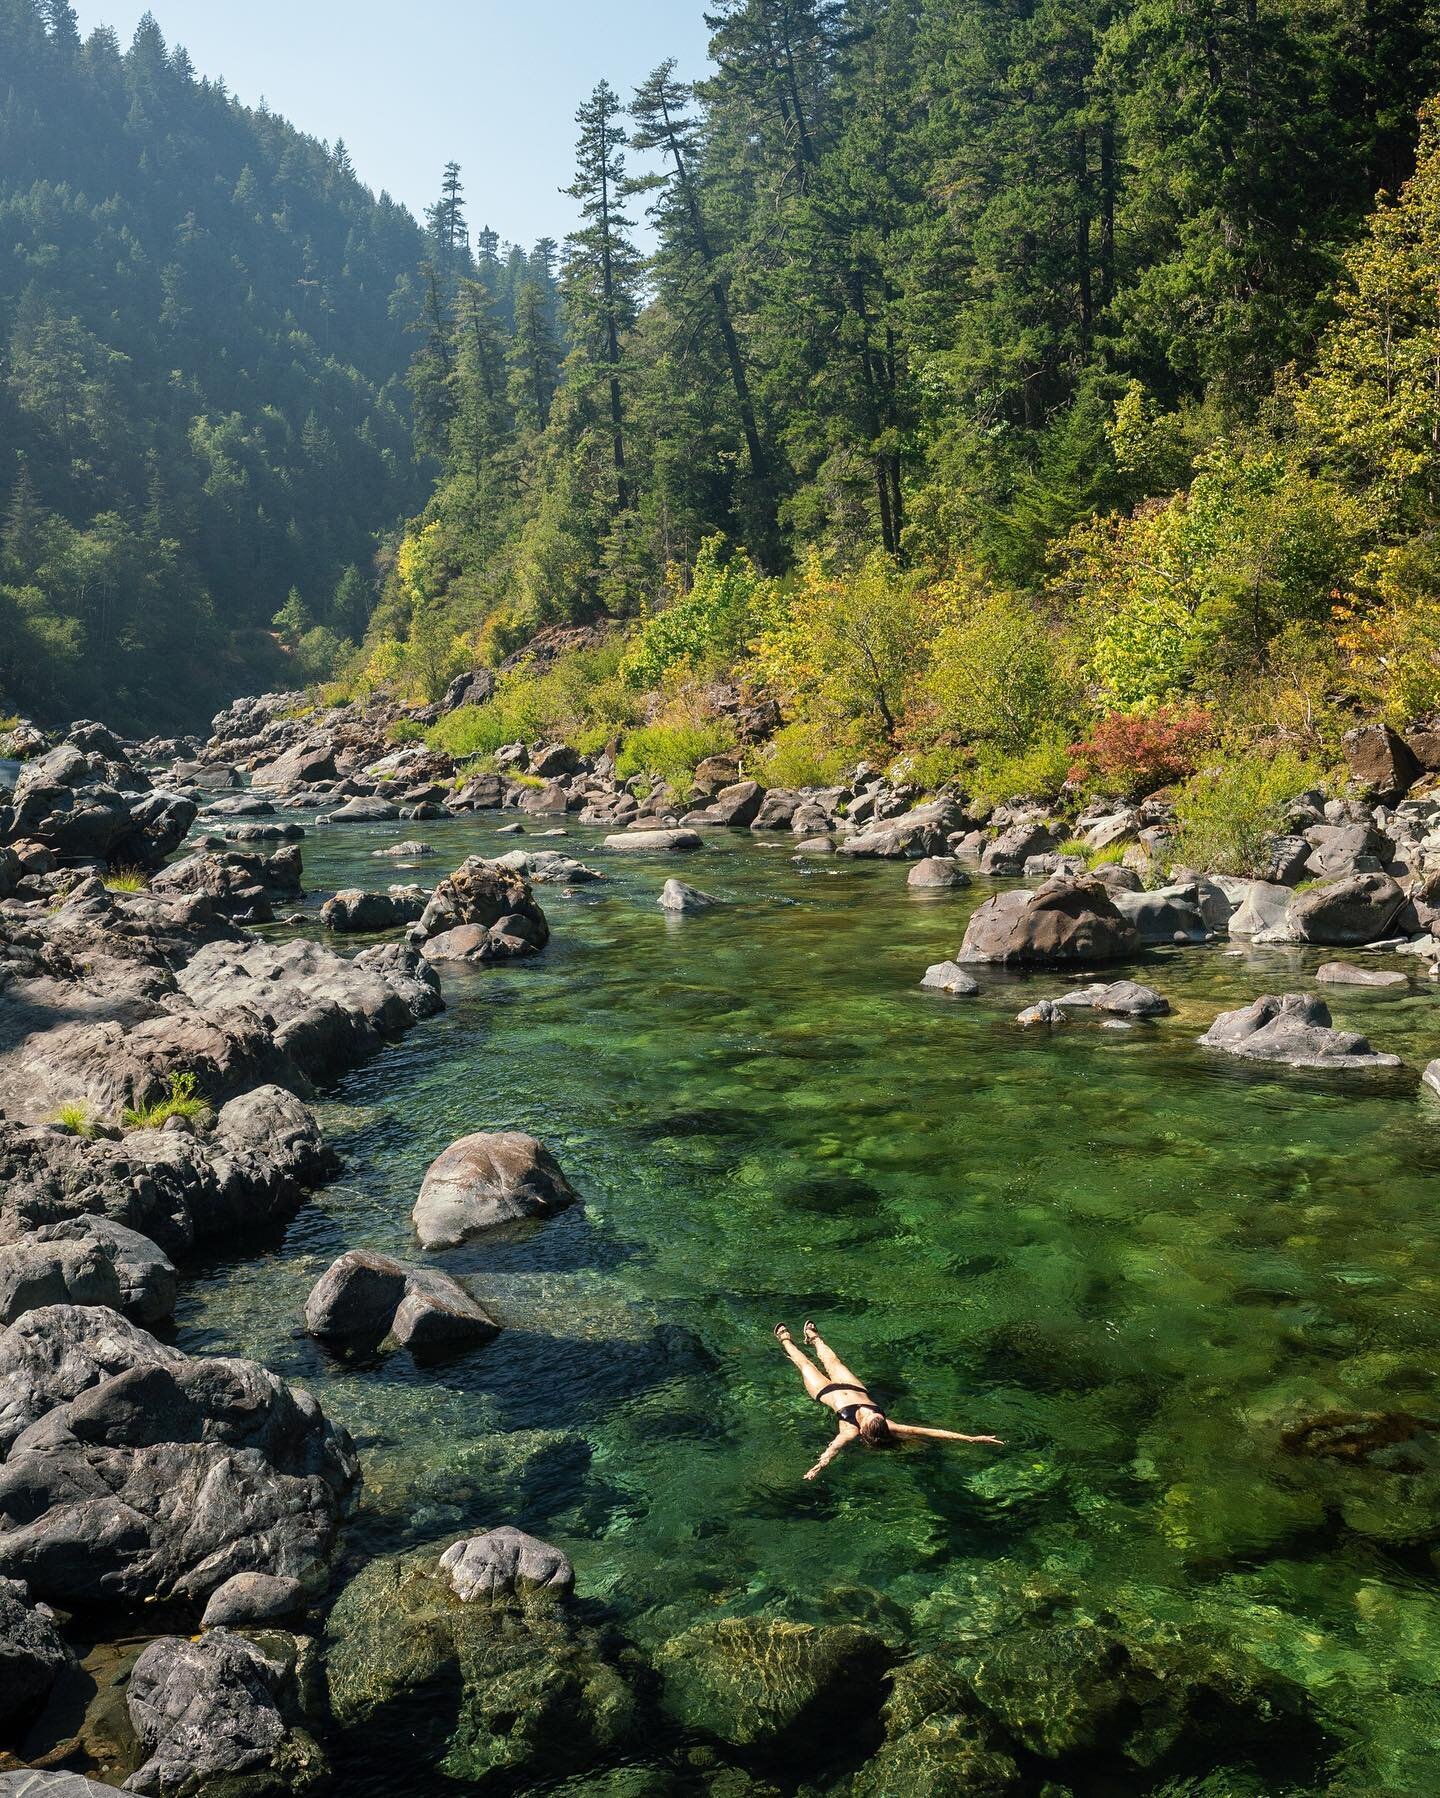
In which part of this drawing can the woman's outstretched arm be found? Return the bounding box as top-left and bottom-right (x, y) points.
(889, 1423), (1004, 1445)
(804, 1428), (856, 1479)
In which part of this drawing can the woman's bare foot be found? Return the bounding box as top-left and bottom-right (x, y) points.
(774, 1323), (792, 1342)
(803, 1319), (819, 1343)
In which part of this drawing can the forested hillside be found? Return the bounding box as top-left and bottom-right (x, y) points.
(356, 0), (1440, 843)
(0, 1), (433, 729)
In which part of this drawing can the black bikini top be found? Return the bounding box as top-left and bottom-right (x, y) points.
(816, 1381), (880, 1426)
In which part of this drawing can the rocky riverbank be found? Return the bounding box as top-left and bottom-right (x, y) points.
(0, 692), (1435, 1793)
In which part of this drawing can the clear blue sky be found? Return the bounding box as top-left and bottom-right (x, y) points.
(72, 2), (716, 247)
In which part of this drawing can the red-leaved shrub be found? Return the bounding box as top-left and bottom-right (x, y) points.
(1068, 705), (1212, 798)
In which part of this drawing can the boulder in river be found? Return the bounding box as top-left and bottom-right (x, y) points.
(438, 1527), (574, 1602)
(417, 856), (550, 957)
(0, 1573), (72, 1740)
(920, 960), (979, 995)
(1316, 961), (1409, 989)
(1198, 992), (1402, 1069)
(957, 877), (1138, 967)
(249, 741), (339, 792)
(152, 846), (301, 922)
(603, 829), (703, 853)
(126, 1627), (327, 1796)
(1111, 882), (1210, 944)
(304, 1250), (498, 1353)
(658, 879), (717, 913)
(907, 857), (970, 889)
(0, 1307), (360, 1607)
(30, 1217), (177, 1325)
(201, 1571), (305, 1630)
(1284, 872), (1415, 945)
(839, 799), (963, 860)
(413, 1132), (579, 1250)
(1029, 979), (1169, 1019)
(320, 887), (426, 934)
(321, 796), (399, 823)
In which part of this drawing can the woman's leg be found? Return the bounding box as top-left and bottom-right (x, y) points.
(804, 1322), (864, 1390)
(775, 1324), (828, 1400)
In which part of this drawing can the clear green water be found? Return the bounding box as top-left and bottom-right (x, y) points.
(179, 818), (1440, 1792)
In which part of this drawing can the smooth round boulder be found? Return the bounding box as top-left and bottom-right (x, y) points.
(438, 1527), (574, 1602)
(957, 877), (1138, 967)
(603, 829), (702, 853)
(413, 1132), (579, 1250)
(920, 960), (979, 996)
(201, 1571), (305, 1629)
(907, 857), (970, 890)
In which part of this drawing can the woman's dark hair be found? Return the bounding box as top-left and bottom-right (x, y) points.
(859, 1408), (892, 1446)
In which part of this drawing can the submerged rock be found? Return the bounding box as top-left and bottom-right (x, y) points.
(1316, 961), (1409, 989)
(413, 1132), (579, 1249)
(126, 1628), (327, 1796)
(325, 1550), (636, 1786)
(1198, 992), (1402, 1069)
(658, 1616), (890, 1756)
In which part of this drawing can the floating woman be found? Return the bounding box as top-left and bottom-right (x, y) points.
(774, 1320), (1003, 1480)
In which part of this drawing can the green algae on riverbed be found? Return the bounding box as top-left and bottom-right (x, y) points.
(177, 818), (1440, 1792)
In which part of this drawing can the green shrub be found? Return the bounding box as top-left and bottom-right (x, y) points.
(969, 729), (1073, 806)
(615, 720), (737, 787)
(755, 721), (855, 790)
(427, 642), (641, 761)
(121, 1072), (214, 1133)
(620, 537), (766, 689)
(388, 719), (426, 745)
(1172, 748), (1325, 877)
(104, 868), (148, 893)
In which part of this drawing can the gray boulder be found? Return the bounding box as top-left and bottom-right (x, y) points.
(125, 1628), (326, 1796)
(417, 857), (550, 956)
(413, 1132), (579, 1250)
(603, 829), (703, 853)
(1111, 882), (1208, 945)
(1316, 961), (1409, 989)
(438, 1526), (574, 1602)
(201, 1572), (305, 1630)
(658, 879), (717, 913)
(322, 796), (399, 823)
(1226, 879), (1294, 939)
(0, 1237), (122, 1325)
(907, 857), (969, 890)
(320, 887), (426, 934)
(1050, 979), (1169, 1017)
(708, 780), (764, 828)
(303, 1250), (498, 1353)
(31, 1218), (177, 1325)
(958, 878), (1138, 967)
(249, 742), (338, 791)
(919, 961), (979, 996)
(0, 1574), (72, 1737)
(980, 821), (1063, 877)
(1198, 993), (1402, 1069)
(839, 799), (962, 859)
(152, 848), (301, 922)
(0, 1309), (360, 1606)
(1285, 873), (1415, 946)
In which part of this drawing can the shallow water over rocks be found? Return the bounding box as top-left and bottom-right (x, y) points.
(178, 814), (1440, 1793)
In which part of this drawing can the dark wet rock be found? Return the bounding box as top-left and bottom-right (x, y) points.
(707, 779), (764, 828)
(907, 857), (969, 890)
(3, 740), (195, 870)
(1284, 872), (1415, 945)
(839, 799), (963, 860)
(223, 821), (306, 844)
(413, 1132), (579, 1249)
(441, 668), (496, 713)
(658, 1616), (890, 1755)
(0, 1573), (73, 1738)
(920, 961), (979, 996)
(250, 742), (338, 792)
(659, 879), (717, 913)
(1110, 882), (1208, 945)
(151, 847), (301, 922)
(1280, 1408), (1437, 1463)
(0, 1308), (359, 1606)
(0, 1087), (329, 1255)
(854, 1656), (1020, 1798)
(438, 1527), (574, 1602)
(1317, 961), (1409, 988)
(603, 828), (703, 853)
(958, 878), (1138, 967)
(417, 856), (550, 956)
(303, 1250), (498, 1353)
(126, 1627), (327, 1796)
(1198, 992), (1402, 1069)
(1343, 723), (1419, 800)
(324, 1550), (636, 1786)
(0, 1236), (122, 1325)
(320, 887), (426, 934)
(202, 1571), (306, 1629)
(31, 1217), (177, 1325)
